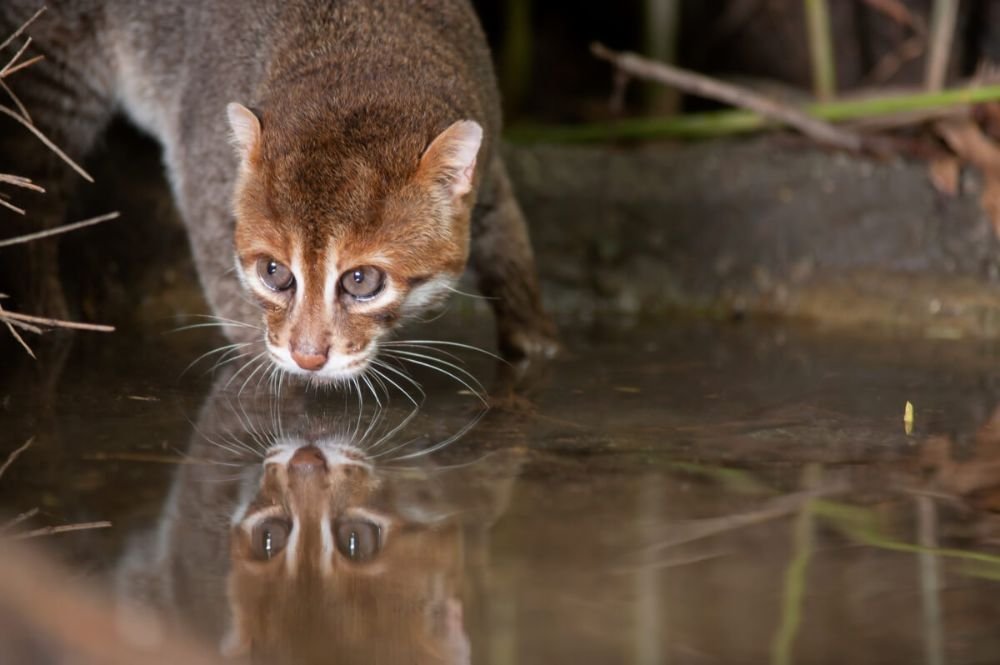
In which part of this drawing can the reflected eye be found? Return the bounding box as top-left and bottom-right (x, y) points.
(339, 266), (385, 300)
(334, 518), (382, 562)
(249, 517), (291, 560)
(256, 258), (295, 292)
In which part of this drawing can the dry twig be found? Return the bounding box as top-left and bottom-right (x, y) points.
(0, 309), (115, 333)
(861, 0), (927, 85)
(0, 7), (45, 54)
(862, 0), (922, 28)
(0, 507), (39, 534)
(0, 174), (43, 213)
(0, 437), (34, 481)
(935, 117), (1000, 238)
(590, 42), (864, 151)
(2, 36), (34, 79)
(0, 211), (119, 248)
(10, 521), (112, 540)
(0, 435), (113, 542)
(2, 53), (43, 79)
(0, 105), (93, 182)
(3, 317), (35, 357)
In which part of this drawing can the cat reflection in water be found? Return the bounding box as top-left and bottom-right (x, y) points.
(116, 380), (520, 664)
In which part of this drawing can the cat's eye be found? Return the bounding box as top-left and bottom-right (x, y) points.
(333, 518), (382, 562)
(249, 517), (292, 560)
(256, 258), (295, 292)
(339, 266), (385, 300)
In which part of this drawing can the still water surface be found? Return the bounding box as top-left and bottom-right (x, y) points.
(3, 318), (1000, 664)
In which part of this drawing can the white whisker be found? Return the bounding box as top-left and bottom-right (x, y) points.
(180, 341), (252, 377)
(382, 349), (487, 406)
(379, 408), (487, 461)
(366, 403), (421, 453)
(361, 373), (383, 409)
(383, 338), (505, 362)
(444, 284), (498, 301)
(238, 355), (271, 396)
(368, 361), (424, 408)
(226, 351), (268, 390)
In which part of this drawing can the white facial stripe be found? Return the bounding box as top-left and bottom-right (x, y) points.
(291, 240), (306, 307)
(345, 281), (400, 314)
(284, 518), (300, 576)
(323, 246), (341, 311)
(315, 440), (373, 471)
(233, 254), (251, 291)
(264, 438), (309, 465)
(320, 509), (334, 575)
(239, 505), (287, 534)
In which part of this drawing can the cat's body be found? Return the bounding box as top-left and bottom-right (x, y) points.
(0, 1), (556, 379)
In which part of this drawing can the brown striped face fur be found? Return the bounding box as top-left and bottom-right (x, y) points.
(223, 437), (471, 663)
(227, 103), (482, 382)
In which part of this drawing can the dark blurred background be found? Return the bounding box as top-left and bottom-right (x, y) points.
(473, 0), (1000, 122)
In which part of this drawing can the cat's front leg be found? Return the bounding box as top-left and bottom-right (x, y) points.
(470, 157), (558, 361)
(171, 154), (265, 349)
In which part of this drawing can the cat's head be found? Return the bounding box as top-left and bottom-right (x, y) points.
(222, 436), (472, 663)
(226, 103), (482, 381)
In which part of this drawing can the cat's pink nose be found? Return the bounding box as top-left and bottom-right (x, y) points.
(291, 347), (328, 371)
(289, 446), (326, 473)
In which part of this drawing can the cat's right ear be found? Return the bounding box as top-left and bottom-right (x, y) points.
(226, 102), (262, 164)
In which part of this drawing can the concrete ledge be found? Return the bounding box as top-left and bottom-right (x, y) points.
(506, 139), (1000, 337)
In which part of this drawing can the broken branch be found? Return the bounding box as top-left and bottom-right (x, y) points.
(10, 520), (112, 540)
(590, 42), (864, 151)
(0, 104), (94, 182)
(0, 7), (45, 54)
(0, 211), (119, 248)
(0, 310), (114, 333)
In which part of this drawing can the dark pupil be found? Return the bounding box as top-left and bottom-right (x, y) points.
(352, 270), (364, 284)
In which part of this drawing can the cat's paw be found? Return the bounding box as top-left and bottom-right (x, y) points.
(499, 322), (561, 361)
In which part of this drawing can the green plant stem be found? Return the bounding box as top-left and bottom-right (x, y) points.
(501, 0), (532, 115)
(814, 500), (1000, 569)
(771, 465), (820, 665)
(805, 0), (836, 101)
(508, 85), (1000, 143)
(644, 0), (682, 113)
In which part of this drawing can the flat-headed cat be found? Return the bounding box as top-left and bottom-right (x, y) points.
(116, 376), (521, 663)
(0, 1), (557, 381)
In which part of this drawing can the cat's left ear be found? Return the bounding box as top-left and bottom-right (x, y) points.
(418, 120), (483, 200)
(227, 102), (262, 164)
